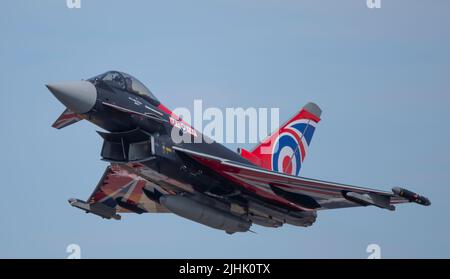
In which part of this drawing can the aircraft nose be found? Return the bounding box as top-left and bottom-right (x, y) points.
(46, 81), (97, 114)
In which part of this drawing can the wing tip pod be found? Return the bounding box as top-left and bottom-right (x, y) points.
(392, 187), (431, 206)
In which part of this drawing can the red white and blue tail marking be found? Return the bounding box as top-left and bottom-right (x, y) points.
(241, 102), (321, 176)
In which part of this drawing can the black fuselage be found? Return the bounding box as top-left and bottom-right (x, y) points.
(86, 77), (253, 200)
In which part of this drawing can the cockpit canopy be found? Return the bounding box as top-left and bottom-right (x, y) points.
(89, 71), (160, 105)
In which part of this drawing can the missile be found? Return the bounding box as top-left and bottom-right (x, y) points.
(392, 187), (431, 206)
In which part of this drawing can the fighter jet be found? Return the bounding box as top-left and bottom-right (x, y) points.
(46, 71), (430, 234)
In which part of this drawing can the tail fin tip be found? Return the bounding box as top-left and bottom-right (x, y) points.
(303, 102), (322, 119)
(241, 102), (322, 176)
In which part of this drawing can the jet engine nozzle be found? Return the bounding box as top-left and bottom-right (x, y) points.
(46, 81), (97, 114)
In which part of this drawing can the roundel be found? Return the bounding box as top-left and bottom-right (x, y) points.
(271, 132), (301, 176)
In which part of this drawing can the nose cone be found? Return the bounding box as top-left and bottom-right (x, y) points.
(46, 81), (97, 114)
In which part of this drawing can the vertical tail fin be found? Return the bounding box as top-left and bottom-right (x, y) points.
(238, 102), (321, 176)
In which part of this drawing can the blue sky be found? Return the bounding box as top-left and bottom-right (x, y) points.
(1, 0), (449, 258)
